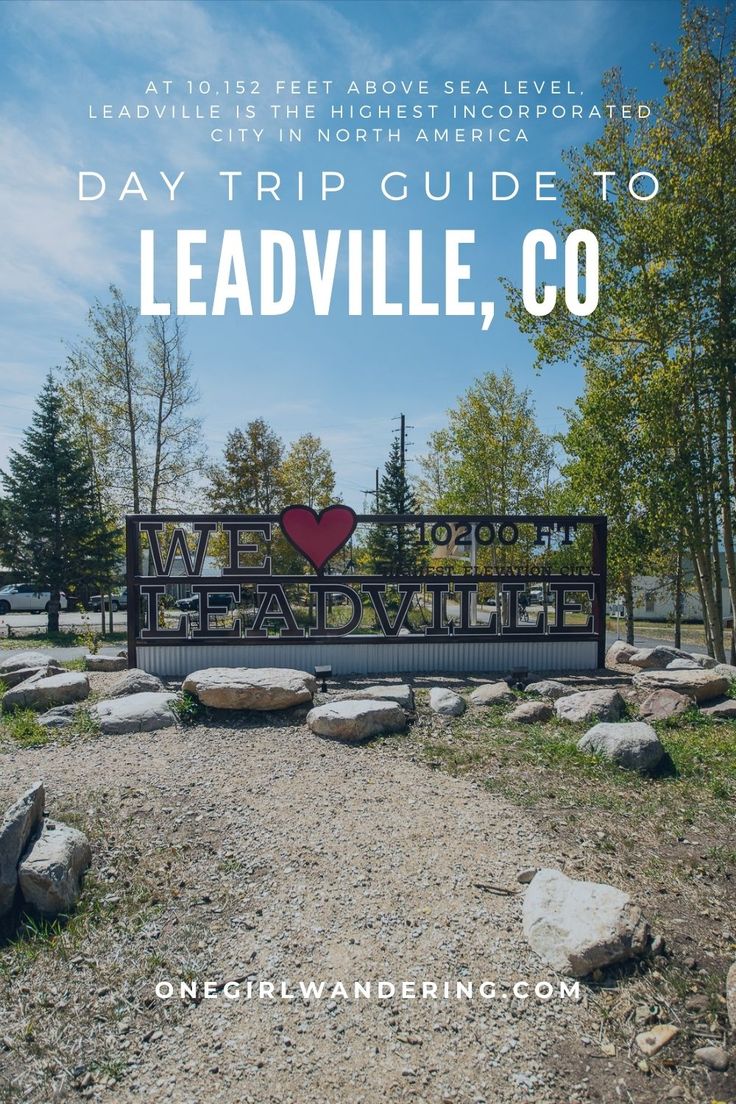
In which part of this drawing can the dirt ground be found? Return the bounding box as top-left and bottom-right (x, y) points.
(0, 672), (734, 1104)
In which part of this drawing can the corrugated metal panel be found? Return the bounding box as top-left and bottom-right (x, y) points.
(137, 640), (598, 679)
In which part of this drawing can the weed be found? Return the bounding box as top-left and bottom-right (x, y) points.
(171, 690), (202, 725)
(0, 710), (49, 748)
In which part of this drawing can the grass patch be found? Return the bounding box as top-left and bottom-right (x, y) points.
(170, 690), (202, 725)
(0, 630), (127, 650)
(0, 709), (49, 748)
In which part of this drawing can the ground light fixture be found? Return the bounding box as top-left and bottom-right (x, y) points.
(314, 665), (332, 693)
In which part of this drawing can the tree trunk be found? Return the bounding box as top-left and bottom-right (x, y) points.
(48, 590), (61, 635)
(623, 573), (635, 645)
(674, 544), (683, 651)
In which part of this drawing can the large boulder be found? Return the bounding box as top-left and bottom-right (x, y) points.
(555, 689), (625, 725)
(638, 689), (691, 722)
(106, 668), (164, 698)
(2, 672), (90, 712)
(0, 783), (45, 916)
(628, 645), (691, 670)
(350, 684), (414, 710)
(91, 692), (178, 735)
(0, 663), (64, 690)
(84, 654), (127, 672)
(578, 721), (665, 772)
(428, 687), (466, 716)
(469, 681), (516, 707)
(507, 700), (554, 724)
(522, 868), (650, 977)
(182, 667), (316, 710)
(525, 679), (570, 701)
(633, 668), (729, 703)
(18, 819), (91, 917)
(605, 640), (639, 668)
(0, 652), (63, 676)
(306, 700), (406, 743)
(713, 663), (736, 682)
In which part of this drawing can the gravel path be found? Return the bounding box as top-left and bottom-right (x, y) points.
(2, 701), (624, 1103)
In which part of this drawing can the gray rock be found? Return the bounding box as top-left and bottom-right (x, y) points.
(638, 688), (691, 722)
(686, 652), (718, 669)
(700, 697), (736, 719)
(713, 663), (736, 682)
(694, 1046), (729, 1072)
(351, 684), (414, 710)
(106, 669), (164, 698)
(182, 667), (316, 710)
(0, 663), (64, 690)
(469, 681), (515, 706)
(555, 688), (625, 725)
(605, 640), (639, 668)
(727, 961), (736, 1030)
(0, 782), (45, 916)
(306, 700), (407, 743)
(18, 819), (91, 917)
(578, 721), (665, 772)
(37, 705), (78, 729)
(522, 868), (650, 977)
(84, 654), (127, 672)
(525, 679), (570, 701)
(517, 868), (538, 884)
(0, 652), (63, 676)
(633, 668), (729, 703)
(507, 700), (554, 724)
(629, 646), (691, 670)
(2, 672), (90, 712)
(428, 687), (466, 716)
(666, 658), (702, 670)
(91, 692), (178, 735)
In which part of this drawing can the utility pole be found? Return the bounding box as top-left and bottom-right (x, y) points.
(362, 468), (380, 513)
(392, 413), (414, 480)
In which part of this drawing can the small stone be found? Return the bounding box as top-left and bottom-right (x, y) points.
(555, 689), (625, 725)
(635, 1023), (679, 1056)
(469, 681), (515, 706)
(605, 640), (639, 668)
(524, 680), (570, 701)
(18, 819), (92, 917)
(726, 962), (736, 1029)
(638, 689), (691, 722)
(428, 688), (466, 716)
(694, 1045), (729, 1071)
(507, 700), (553, 724)
(37, 705), (78, 729)
(634, 1004), (659, 1025)
(578, 721), (664, 772)
(106, 669), (164, 698)
(517, 868), (538, 884)
(0, 783), (45, 916)
(522, 868), (649, 977)
(684, 994), (709, 1013)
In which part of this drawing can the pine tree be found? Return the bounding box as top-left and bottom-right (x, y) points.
(0, 374), (120, 632)
(366, 437), (422, 575)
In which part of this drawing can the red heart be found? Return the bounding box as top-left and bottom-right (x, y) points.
(280, 505), (357, 572)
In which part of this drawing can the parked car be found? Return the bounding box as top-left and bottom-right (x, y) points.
(175, 593), (236, 612)
(0, 584), (68, 614)
(88, 588), (128, 612)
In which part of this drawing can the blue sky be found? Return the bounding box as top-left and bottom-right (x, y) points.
(0, 0), (694, 507)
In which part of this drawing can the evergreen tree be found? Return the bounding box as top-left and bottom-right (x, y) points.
(0, 374), (120, 632)
(366, 437), (423, 575)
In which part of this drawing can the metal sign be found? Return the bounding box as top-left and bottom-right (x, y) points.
(126, 508), (607, 670)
